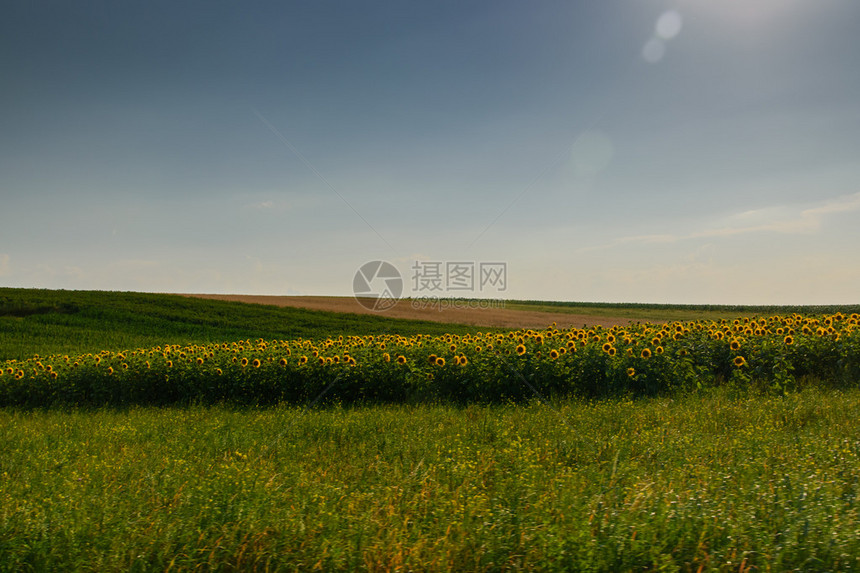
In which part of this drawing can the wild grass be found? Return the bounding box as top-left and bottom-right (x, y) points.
(2, 387), (860, 571)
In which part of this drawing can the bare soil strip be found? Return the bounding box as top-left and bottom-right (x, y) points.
(182, 294), (655, 329)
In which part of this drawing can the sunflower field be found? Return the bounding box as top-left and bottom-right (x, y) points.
(2, 313), (858, 408)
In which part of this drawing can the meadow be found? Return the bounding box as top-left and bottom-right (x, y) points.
(2, 288), (860, 571)
(4, 390), (860, 571)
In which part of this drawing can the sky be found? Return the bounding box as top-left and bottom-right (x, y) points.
(2, 0), (859, 305)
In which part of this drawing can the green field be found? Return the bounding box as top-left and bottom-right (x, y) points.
(3, 389), (860, 571)
(2, 288), (860, 571)
(0, 288), (487, 361)
(505, 299), (860, 322)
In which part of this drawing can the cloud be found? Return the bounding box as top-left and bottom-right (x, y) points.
(0, 254), (9, 276)
(582, 191), (860, 252)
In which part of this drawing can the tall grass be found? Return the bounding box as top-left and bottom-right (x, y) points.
(2, 388), (860, 571)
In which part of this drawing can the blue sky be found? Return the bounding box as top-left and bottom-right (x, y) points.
(2, 0), (859, 304)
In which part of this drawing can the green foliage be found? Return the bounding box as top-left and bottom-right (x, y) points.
(3, 389), (860, 571)
(2, 312), (858, 408)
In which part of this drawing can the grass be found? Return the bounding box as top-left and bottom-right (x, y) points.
(504, 299), (860, 322)
(0, 288), (490, 361)
(2, 387), (860, 571)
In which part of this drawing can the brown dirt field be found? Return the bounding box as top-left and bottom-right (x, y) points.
(182, 294), (651, 330)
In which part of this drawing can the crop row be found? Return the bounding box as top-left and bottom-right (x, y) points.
(2, 313), (859, 407)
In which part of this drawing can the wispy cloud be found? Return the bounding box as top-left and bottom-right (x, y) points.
(581, 192), (860, 252)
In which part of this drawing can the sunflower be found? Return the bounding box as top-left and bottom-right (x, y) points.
(459, 355), (468, 366)
(730, 340), (741, 351)
(627, 367), (636, 378)
(383, 353), (391, 362)
(397, 355), (407, 365)
(655, 346), (664, 355)
(240, 357), (249, 368)
(602, 343), (612, 353)
(516, 344), (527, 356)
(783, 335), (794, 345)
(215, 368), (223, 376)
(196, 357), (204, 365)
(641, 348), (652, 359)
(436, 357), (446, 366)
(279, 358), (288, 367)
(549, 349), (559, 360)
(733, 356), (746, 367)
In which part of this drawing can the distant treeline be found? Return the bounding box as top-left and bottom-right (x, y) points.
(507, 299), (860, 315)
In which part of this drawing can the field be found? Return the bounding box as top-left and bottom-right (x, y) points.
(0, 289), (493, 361)
(2, 288), (860, 571)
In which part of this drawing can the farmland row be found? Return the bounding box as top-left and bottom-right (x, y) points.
(2, 313), (858, 408)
